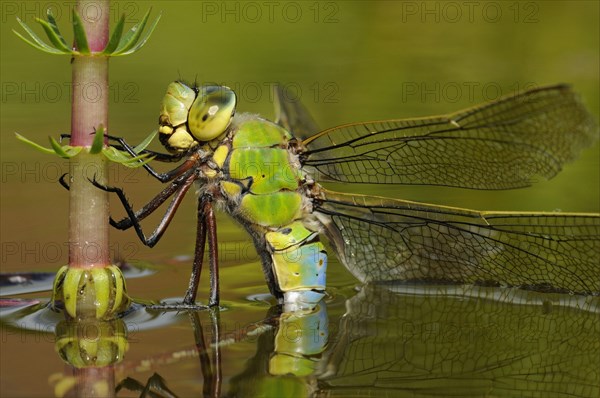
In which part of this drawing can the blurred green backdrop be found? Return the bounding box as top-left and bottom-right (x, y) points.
(1, 0), (598, 271)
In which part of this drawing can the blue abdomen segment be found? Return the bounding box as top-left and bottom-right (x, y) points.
(265, 221), (327, 305)
(272, 240), (327, 291)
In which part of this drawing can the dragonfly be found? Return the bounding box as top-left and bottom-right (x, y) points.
(94, 83), (600, 310)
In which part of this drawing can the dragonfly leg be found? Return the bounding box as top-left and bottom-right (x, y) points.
(91, 173), (196, 247)
(206, 202), (220, 307)
(60, 133), (182, 162)
(181, 196), (220, 307)
(66, 169), (195, 230)
(108, 170), (196, 230)
(59, 173), (70, 190)
(126, 150), (199, 183)
(60, 133), (190, 182)
(104, 133), (185, 165)
(102, 133), (197, 183)
(183, 196), (209, 305)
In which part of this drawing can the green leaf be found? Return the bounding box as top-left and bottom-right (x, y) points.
(49, 136), (72, 158)
(48, 137), (82, 158)
(121, 155), (155, 168)
(72, 9), (90, 54)
(15, 133), (55, 154)
(13, 30), (64, 54)
(46, 9), (68, 48)
(90, 125), (105, 154)
(13, 18), (66, 54)
(133, 130), (158, 152)
(101, 146), (130, 162)
(102, 147), (153, 167)
(117, 13), (161, 55)
(16, 133), (82, 158)
(102, 13), (126, 54)
(62, 146), (83, 157)
(113, 8), (151, 55)
(36, 17), (72, 53)
(15, 133), (83, 159)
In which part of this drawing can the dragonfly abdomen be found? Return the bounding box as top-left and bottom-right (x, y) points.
(266, 222), (327, 296)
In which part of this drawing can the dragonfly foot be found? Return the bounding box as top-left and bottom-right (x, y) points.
(59, 173), (70, 191)
(89, 174), (116, 192)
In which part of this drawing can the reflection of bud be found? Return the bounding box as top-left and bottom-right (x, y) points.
(51, 264), (130, 319)
(55, 318), (128, 368)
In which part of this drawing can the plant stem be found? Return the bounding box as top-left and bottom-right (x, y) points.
(51, 0), (131, 320)
(70, 0), (110, 268)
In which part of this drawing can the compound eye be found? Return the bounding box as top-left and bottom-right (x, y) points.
(187, 86), (236, 141)
(160, 82), (195, 127)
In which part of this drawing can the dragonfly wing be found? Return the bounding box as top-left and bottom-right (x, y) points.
(314, 190), (600, 295)
(273, 83), (320, 140)
(303, 85), (598, 189)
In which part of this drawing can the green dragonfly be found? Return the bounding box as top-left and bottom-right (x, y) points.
(95, 83), (600, 309)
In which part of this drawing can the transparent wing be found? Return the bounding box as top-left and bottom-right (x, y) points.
(303, 85), (598, 189)
(273, 83), (320, 140)
(315, 190), (600, 295)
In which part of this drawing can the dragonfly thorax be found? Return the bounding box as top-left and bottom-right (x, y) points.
(158, 81), (237, 153)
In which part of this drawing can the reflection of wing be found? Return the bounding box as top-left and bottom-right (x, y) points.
(302, 85), (598, 189)
(314, 190), (600, 295)
(319, 285), (600, 396)
(273, 83), (320, 140)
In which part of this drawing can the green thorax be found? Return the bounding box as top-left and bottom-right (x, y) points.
(231, 118), (293, 148)
(222, 116), (304, 228)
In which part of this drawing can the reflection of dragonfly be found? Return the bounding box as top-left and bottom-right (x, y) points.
(96, 83), (600, 309)
(316, 285), (600, 397)
(110, 286), (599, 397)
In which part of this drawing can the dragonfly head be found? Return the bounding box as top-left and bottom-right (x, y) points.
(159, 81), (237, 153)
